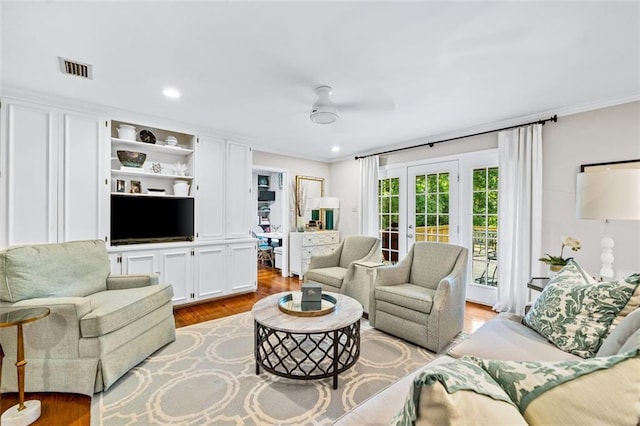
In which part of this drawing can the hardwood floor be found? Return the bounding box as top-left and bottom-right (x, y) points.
(2, 266), (496, 425)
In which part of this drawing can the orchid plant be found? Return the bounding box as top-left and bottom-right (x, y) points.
(539, 235), (581, 266)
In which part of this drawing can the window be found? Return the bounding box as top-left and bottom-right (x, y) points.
(414, 172), (450, 243)
(378, 177), (400, 263)
(472, 167), (499, 287)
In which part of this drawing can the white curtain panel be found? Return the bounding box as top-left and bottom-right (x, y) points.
(358, 156), (380, 236)
(494, 124), (543, 315)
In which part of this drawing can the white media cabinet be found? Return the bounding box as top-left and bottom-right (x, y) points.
(0, 95), (256, 306)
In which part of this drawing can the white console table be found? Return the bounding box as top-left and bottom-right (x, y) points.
(289, 231), (339, 279)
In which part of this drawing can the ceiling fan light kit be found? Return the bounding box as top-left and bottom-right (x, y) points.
(310, 85), (339, 124)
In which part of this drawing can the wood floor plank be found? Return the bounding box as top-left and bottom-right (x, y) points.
(2, 265), (495, 425)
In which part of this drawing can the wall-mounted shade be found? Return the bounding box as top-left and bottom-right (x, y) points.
(576, 169), (640, 221)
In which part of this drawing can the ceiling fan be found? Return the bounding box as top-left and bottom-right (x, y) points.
(309, 85), (395, 125)
(310, 86), (339, 124)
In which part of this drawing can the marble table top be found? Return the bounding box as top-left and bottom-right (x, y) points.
(252, 291), (363, 333)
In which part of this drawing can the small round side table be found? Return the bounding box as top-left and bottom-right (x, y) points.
(0, 307), (50, 426)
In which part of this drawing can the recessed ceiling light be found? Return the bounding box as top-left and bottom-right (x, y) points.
(331, 146), (340, 153)
(162, 87), (180, 99)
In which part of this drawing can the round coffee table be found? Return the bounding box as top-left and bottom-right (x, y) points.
(252, 291), (363, 389)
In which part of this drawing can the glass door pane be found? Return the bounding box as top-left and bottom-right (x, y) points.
(471, 167), (499, 287)
(408, 161), (459, 248)
(378, 177), (400, 263)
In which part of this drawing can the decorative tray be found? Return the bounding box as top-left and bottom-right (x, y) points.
(277, 293), (337, 317)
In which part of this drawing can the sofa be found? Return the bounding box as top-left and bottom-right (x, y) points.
(335, 261), (640, 425)
(0, 240), (176, 395)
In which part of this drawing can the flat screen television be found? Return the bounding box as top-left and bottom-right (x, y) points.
(258, 190), (275, 201)
(111, 195), (194, 245)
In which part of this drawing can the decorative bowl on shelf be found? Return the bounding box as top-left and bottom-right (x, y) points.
(147, 188), (166, 196)
(166, 135), (178, 146)
(139, 130), (156, 144)
(117, 150), (147, 168)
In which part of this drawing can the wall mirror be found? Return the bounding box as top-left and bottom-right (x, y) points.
(295, 175), (324, 223)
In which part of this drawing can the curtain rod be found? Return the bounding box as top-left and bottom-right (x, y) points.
(354, 114), (558, 160)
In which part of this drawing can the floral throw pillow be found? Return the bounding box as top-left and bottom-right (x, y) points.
(467, 350), (640, 425)
(392, 359), (520, 425)
(523, 265), (640, 358)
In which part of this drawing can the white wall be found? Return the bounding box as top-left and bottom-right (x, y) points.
(328, 101), (640, 278)
(328, 159), (360, 237)
(381, 132), (497, 166)
(542, 101), (640, 278)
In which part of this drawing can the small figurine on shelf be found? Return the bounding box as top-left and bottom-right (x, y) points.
(173, 162), (188, 177)
(151, 162), (163, 173)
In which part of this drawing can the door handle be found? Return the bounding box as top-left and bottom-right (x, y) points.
(407, 234), (414, 238)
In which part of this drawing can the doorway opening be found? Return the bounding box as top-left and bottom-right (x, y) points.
(252, 166), (290, 277)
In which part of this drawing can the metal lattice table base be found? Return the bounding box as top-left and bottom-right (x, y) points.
(254, 320), (360, 389)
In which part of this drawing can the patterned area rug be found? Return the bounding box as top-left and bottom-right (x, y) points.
(91, 312), (451, 425)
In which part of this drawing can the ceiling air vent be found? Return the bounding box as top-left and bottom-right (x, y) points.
(58, 57), (93, 79)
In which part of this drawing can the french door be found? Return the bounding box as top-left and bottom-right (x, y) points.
(379, 153), (498, 306)
(407, 161), (459, 248)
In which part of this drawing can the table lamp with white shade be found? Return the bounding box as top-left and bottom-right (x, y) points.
(576, 168), (640, 279)
(318, 197), (340, 230)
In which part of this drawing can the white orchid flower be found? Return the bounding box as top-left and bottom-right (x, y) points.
(561, 236), (581, 251)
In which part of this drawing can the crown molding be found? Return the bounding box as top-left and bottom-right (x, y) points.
(0, 86), (255, 145)
(345, 93), (640, 163)
(3, 85), (637, 165)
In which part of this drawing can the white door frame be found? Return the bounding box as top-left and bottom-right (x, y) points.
(252, 165), (290, 277)
(459, 150), (499, 306)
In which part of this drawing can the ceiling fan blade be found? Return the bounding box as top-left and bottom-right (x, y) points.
(339, 97), (396, 113)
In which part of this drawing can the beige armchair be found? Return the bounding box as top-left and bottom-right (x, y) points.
(304, 236), (380, 313)
(0, 240), (175, 395)
(369, 242), (468, 352)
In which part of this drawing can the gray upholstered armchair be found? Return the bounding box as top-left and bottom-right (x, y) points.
(369, 242), (468, 352)
(0, 240), (175, 395)
(304, 235), (380, 313)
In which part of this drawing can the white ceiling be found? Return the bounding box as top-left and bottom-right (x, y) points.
(2, 1), (639, 162)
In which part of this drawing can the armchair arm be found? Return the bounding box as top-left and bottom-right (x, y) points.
(342, 261), (384, 314)
(0, 297), (92, 358)
(106, 273), (159, 290)
(427, 248), (469, 352)
(342, 239), (381, 283)
(2, 296), (92, 320)
(372, 256), (412, 289)
(307, 242), (344, 271)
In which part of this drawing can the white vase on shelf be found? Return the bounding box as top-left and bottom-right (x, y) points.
(296, 216), (305, 232)
(173, 181), (190, 196)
